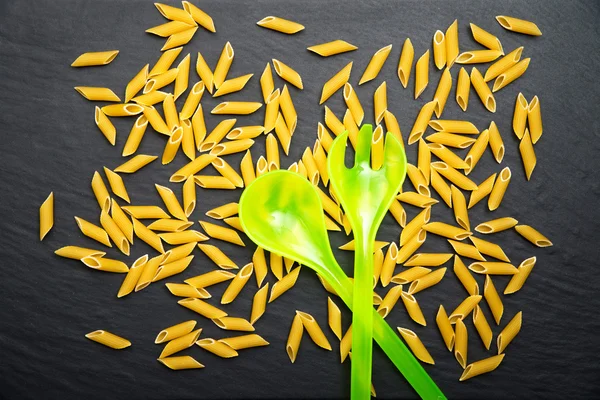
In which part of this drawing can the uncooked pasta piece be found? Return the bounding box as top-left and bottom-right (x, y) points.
(199, 221), (244, 246)
(397, 38), (414, 88)
(180, 120), (195, 160)
(85, 330), (130, 349)
(483, 275), (504, 324)
(100, 210), (130, 255)
(159, 329), (202, 358)
(131, 218), (164, 253)
(510, 92), (528, 139)
(182, 1), (215, 32)
(153, 255), (194, 282)
(528, 95), (543, 143)
(81, 256), (129, 273)
(212, 101), (262, 115)
(196, 338), (239, 358)
(431, 162), (478, 190)
(54, 246), (106, 260)
(122, 205), (170, 219)
(429, 119), (478, 134)
(405, 252), (453, 267)
(470, 236), (509, 262)
(401, 291), (426, 326)
(456, 67), (470, 111)
(430, 168), (452, 207)
(144, 68), (179, 93)
(445, 20), (459, 67)
(423, 221), (472, 240)
(178, 298), (227, 319)
(250, 283), (269, 324)
(155, 320), (197, 344)
(448, 295), (482, 323)
(373, 81), (388, 123)
(487, 121), (504, 163)
(103, 168), (129, 204)
(372, 249), (384, 287)
(71, 50), (119, 67)
(259, 63), (274, 102)
(221, 263), (253, 304)
(433, 68), (452, 117)
(327, 297), (342, 340)
(270, 252), (283, 279)
(408, 101), (436, 144)
(397, 192), (438, 208)
(470, 23), (503, 53)
(484, 46), (523, 82)
(456, 49), (502, 64)
(257, 16), (304, 34)
(493, 58), (531, 92)
(519, 127), (539, 178)
(436, 305), (455, 351)
(450, 186), (470, 230)
(75, 87), (120, 102)
(159, 230), (208, 245)
(514, 225), (552, 247)
(212, 42), (234, 89)
(497, 311), (522, 353)
(312, 140), (329, 184)
(469, 261), (517, 275)
(122, 115), (148, 157)
(414, 50), (430, 99)
(426, 132), (475, 149)
(239, 150), (256, 188)
(174, 54), (190, 100)
(488, 167), (511, 211)
(286, 314), (303, 363)
(453, 256), (479, 295)
(39, 192), (54, 240)
(323, 105), (345, 137)
(162, 242), (196, 264)
(185, 270), (235, 288)
(454, 318), (468, 368)
(408, 267), (446, 294)
(448, 240), (485, 262)
(212, 138), (255, 157)
(142, 106), (170, 135)
(154, 2), (196, 25)
(340, 325), (352, 362)
(391, 267), (431, 285)
(343, 82), (363, 124)
(406, 163), (430, 196)
(279, 85), (298, 133)
(263, 89), (280, 133)
(302, 148), (321, 186)
(94, 106), (116, 145)
(132, 91), (169, 106)
(149, 46), (182, 77)
(266, 133), (280, 171)
(468, 173), (496, 209)
(308, 40), (357, 56)
(504, 257), (536, 295)
(371, 125), (384, 170)
(161, 27), (198, 51)
(179, 82), (205, 120)
(192, 106), (207, 150)
(269, 266), (301, 302)
(195, 51), (214, 93)
(198, 244), (238, 270)
(379, 242), (399, 287)
(146, 20), (196, 37)
(214, 73), (253, 97)
(475, 217), (518, 234)
(165, 283), (210, 299)
(398, 327), (434, 365)
(162, 126), (183, 165)
(343, 109), (359, 149)
(359, 44), (392, 85)
(399, 207), (430, 246)
(272, 58), (303, 89)
(496, 16), (542, 36)
(255, 156), (268, 178)
(459, 354), (505, 381)
(155, 184), (187, 221)
(170, 154), (216, 182)
(163, 95), (179, 131)
(74, 216), (111, 247)
(218, 334), (269, 350)
(338, 240), (388, 252)
(213, 316), (254, 332)
(470, 67), (496, 112)
(159, 356), (204, 370)
(297, 311), (332, 350)
(472, 305), (493, 350)
(433, 30), (446, 69)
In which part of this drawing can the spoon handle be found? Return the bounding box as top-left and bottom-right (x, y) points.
(350, 236), (374, 400)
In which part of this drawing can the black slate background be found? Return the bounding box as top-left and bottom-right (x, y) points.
(1, 0), (600, 399)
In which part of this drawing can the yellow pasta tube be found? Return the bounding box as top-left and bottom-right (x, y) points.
(469, 261), (517, 275)
(159, 356), (204, 370)
(408, 267), (446, 294)
(259, 63), (274, 102)
(122, 116), (148, 156)
(205, 203), (238, 220)
(252, 247), (268, 286)
(239, 150), (256, 189)
(497, 311), (523, 354)
(174, 54), (191, 100)
(512, 92), (529, 139)
(426, 132), (475, 149)
(445, 20), (459, 67)
(496, 15), (542, 36)
(213, 316), (254, 332)
(414, 50), (430, 99)
(484, 46), (524, 82)
(71, 50), (119, 67)
(212, 138), (255, 156)
(398, 327), (434, 365)
(251, 283), (270, 324)
(146, 20), (195, 37)
(371, 125), (384, 170)
(342, 82), (364, 124)
(432, 68), (452, 117)
(406, 163), (430, 196)
(372, 248), (385, 287)
(94, 106), (116, 145)
(101, 103), (144, 117)
(155, 320), (197, 344)
(470, 236), (509, 262)
(132, 91), (169, 106)
(211, 157), (243, 188)
(486, 121), (505, 163)
(269, 266), (301, 302)
(339, 240), (389, 252)
(214, 73), (253, 97)
(154, 2), (196, 25)
(475, 217), (518, 234)
(468, 173), (496, 209)
(85, 330), (130, 349)
(405, 252), (453, 267)
(397, 38), (414, 88)
(448, 240), (485, 262)
(505, 257), (536, 294)
(408, 100), (436, 144)
(528, 95), (543, 143)
(279, 85), (298, 133)
(165, 282), (205, 298)
(161, 27), (197, 51)
(262, 88), (281, 134)
(100, 210), (130, 255)
(218, 334), (269, 350)
(220, 263), (252, 303)
(153, 256), (194, 282)
(379, 242), (399, 287)
(171, 154), (216, 182)
(359, 44), (392, 85)
(286, 314), (304, 363)
(417, 140), (431, 181)
(212, 41), (234, 89)
(429, 119), (478, 134)
(472, 305), (493, 350)
(141, 106), (169, 135)
(449, 186), (469, 231)
(453, 256), (479, 295)
(302, 147), (320, 186)
(155, 184), (187, 221)
(164, 95), (179, 130)
(272, 58), (303, 89)
(161, 126), (183, 165)
(436, 305), (455, 351)
(264, 133), (279, 172)
(423, 221), (472, 241)
(144, 68), (179, 93)
(433, 30), (446, 69)
(179, 82), (205, 120)
(323, 105), (345, 137)
(464, 129), (490, 175)
(429, 168), (452, 207)
(103, 168), (129, 204)
(196, 338), (238, 358)
(327, 297), (343, 340)
(197, 244), (237, 270)
(308, 40), (357, 57)
(55, 246), (105, 260)
(149, 47), (182, 77)
(470, 67), (496, 112)
(212, 101), (262, 115)
(195, 51), (214, 93)
(39, 192), (54, 240)
(343, 109), (359, 149)
(122, 205), (170, 220)
(454, 318), (468, 368)
(255, 157), (268, 178)
(178, 179), (195, 220)
(340, 325), (352, 362)
(456, 49), (503, 64)
(159, 230), (208, 245)
(483, 275), (504, 324)
(117, 255), (148, 298)
(448, 294), (482, 323)
(75, 87), (120, 102)
(75, 216), (111, 247)
(178, 298), (227, 319)
(182, 1), (215, 32)
(493, 58), (530, 92)
(373, 81), (387, 123)
(320, 62), (352, 104)
(432, 162), (478, 190)
(185, 270), (235, 288)
(132, 218), (165, 253)
(134, 255), (164, 291)
(488, 167), (511, 211)
(297, 311), (332, 350)
(460, 354), (505, 381)
(401, 291), (426, 326)
(257, 16), (304, 34)
(391, 267), (431, 285)
(399, 207), (430, 246)
(162, 242), (196, 264)
(397, 192), (438, 208)
(515, 225), (552, 247)
(159, 328), (202, 359)
(199, 221), (244, 246)
(81, 256), (129, 273)
(470, 23), (503, 53)
(455, 67), (470, 112)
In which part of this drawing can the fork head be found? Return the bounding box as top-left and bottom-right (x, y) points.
(328, 124), (407, 236)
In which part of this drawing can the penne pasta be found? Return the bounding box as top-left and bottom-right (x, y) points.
(257, 16), (304, 34)
(448, 295), (482, 323)
(75, 86), (120, 102)
(379, 242), (399, 287)
(178, 298), (227, 319)
(475, 217), (518, 234)
(144, 68), (179, 93)
(504, 256), (536, 294)
(85, 330), (130, 349)
(373, 81), (388, 123)
(213, 316), (254, 332)
(391, 267), (431, 285)
(206, 203), (238, 220)
(414, 50), (430, 99)
(94, 106), (116, 145)
(250, 246), (268, 287)
(158, 356), (204, 370)
(313, 140), (329, 184)
(340, 325), (352, 362)
(286, 314), (304, 363)
(54, 246), (106, 260)
(470, 23), (503, 53)
(143, 105), (170, 135)
(406, 163), (430, 196)
(71, 50), (119, 67)
(470, 236), (509, 262)
(460, 354), (505, 381)
(432, 162), (478, 190)
(454, 318), (468, 368)
(398, 327), (434, 364)
(327, 297), (343, 340)
(266, 133), (280, 171)
(405, 252), (453, 267)
(302, 147), (321, 186)
(81, 256), (129, 273)
(213, 42), (234, 89)
(464, 129), (489, 175)
(456, 49), (503, 64)
(493, 58), (531, 92)
(39, 192), (54, 240)
(159, 230), (208, 245)
(159, 328), (202, 359)
(162, 243), (197, 265)
(166, 283), (210, 299)
(472, 305), (493, 350)
(212, 101), (262, 115)
(75, 216), (111, 247)
(212, 138), (255, 156)
(297, 311), (332, 350)
(497, 311), (522, 353)
(455, 67), (471, 112)
(371, 125), (385, 170)
(195, 51), (214, 94)
(397, 191), (438, 208)
(174, 54), (190, 100)
(448, 240), (485, 262)
(162, 27), (197, 51)
(399, 207), (430, 246)
(359, 44), (392, 85)
(469, 261), (517, 275)
(263, 89), (280, 133)
(196, 338), (238, 358)
(214, 73), (253, 97)
(484, 46), (524, 82)
(496, 15), (542, 36)
(397, 38), (414, 88)
(343, 82), (363, 124)
(423, 221), (472, 240)
(408, 100), (436, 145)
(163, 94), (179, 131)
(260, 63), (274, 102)
(182, 1), (215, 32)
(171, 154), (216, 182)
(102, 168), (129, 203)
(154, 2), (196, 25)
(161, 126), (183, 165)
(308, 40), (357, 57)
(218, 334), (269, 350)
(528, 96), (543, 143)
(426, 132), (475, 149)
(185, 270), (235, 288)
(470, 67), (496, 112)
(487, 121), (505, 163)
(132, 91), (169, 106)
(408, 267), (446, 294)
(488, 167), (511, 211)
(100, 210), (130, 255)
(484, 275), (504, 324)
(445, 20), (459, 67)
(453, 256), (479, 295)
(269, 266), (301, 302)
(122, 205), (170, 220)
(433, 30), (446, 69)
(198, 244), (238, 270)
(515, 225), (552, 247)
(155, 320), (197, 344)
(256, 156), (268, 178)
(149, 46), (182, 77)
(250, 283), (269, 324)
(436, 305), (455, 351)
(122, 115), (148, 157)
(343, 109), (359, 149)
(430, 168), (452, 207)
(146, 20), (196, 37)
(221, 263), (253, 304)
(270, 252), (283, 280)
(199, 221), (244, 246)
(323, 105), (345, 137)
(273, 58), (303, 89)
(238, 150), (256, 188)
(433, 68), (452, 117)
(429, 119), (478, 134)
(179, 81), (205, 120)
(153, 255), (194, 282)
(401, 291), (426, 326)
(512, 92), (529, 139)
(468, 173), (496, 209)
(450, 185), (470, 230)
(279, 85), (298, 133)
(155, 184), (187, 221)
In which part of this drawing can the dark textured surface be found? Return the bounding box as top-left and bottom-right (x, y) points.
(1, 0), (600, 398)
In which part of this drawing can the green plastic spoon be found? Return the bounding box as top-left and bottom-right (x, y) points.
(239, 170), (446, 400)
(328, 125), (406, 399)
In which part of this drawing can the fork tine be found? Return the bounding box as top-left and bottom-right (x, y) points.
(383, 132), (407, 170)
(327, 131), (349, 173)
(354, 124), (373, 167)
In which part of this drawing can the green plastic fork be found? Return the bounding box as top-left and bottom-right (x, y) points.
(328, 125), (407, 399)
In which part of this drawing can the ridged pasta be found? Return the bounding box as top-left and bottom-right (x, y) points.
(273, 58), (303, 89)
(327, 297), (343, 340)
(401, 291), (426, 326)
(198, 244), (238, 270)
(257, 16), (305, 34)
(408, 267), (446, 294)
(397, 38), (414, 88)
(250, 283), (269, 324)
(398, 327), (435, 364)
(485, 46), (524, 82)
(269, 266), (301, 302)
(484, 275), (503, 324)
(470, 23), (503, 53)
(496, 16), (542, 36)
(453, 256), (479, 295)
(213, 42), (234, 89)
(433, 30), (446, 69)
(182, 1), (215, 32)
(514, 225), (552, 247)
(472, 305), (493, 350)
(165, 283), (210, 299)
(436, 305), (455, 351)
(528, 96), (543, 143)
(221, 263), (254, 304)
(359, 44), (392, 85)
(468, 173), (496, 209)
(423, 221), (472, 240)
(470, 67), (496, 112)
(153, 255), (194, 282)
(75, 86), (121, 102)
(343, 82), (364, 124)
(196, 338), (238, 358)
(81, 256), (129, 273)
(414, 50), (430, 99)
(408, 101), (436, 144)
(218, 334), (269, 350)
(454, 318), (468, 368)
(456, 50), (502, 64)
(497, 311), (523, 353)
(445, 20), (459, 67)
(72, 50), (119, 67)
(214, 74), (253, 97)
(196, 51), (214, 93)
(213, 316), (254, 332)
(459, 354), (505, 381)
(448, 240), (485, 262)
(200, 221), (244, 246)
(85, 330), (130, 349)
(448, 295), (482, 323)
(155, 320), (197, 344)
(493, 58), (531, 92)
(373, 81), (388, 124)
(308, 40), (357, 56)
(488, 167), (511, 211)
(379, 242), (399, 287)
(185, 270), (235, 288)
(159, 329), (202, 358)
(470, 236), (510, 262)
(39, 192), (54, 240)
(286, 314), (303, 363)
(433, 68), (452, 117)
(297, 311), (332, 350)
(54, 246), (106, 260)
(178, 298), (227, 319)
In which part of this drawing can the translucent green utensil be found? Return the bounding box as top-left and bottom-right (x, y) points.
(239, 170), (445, 400)
(328, 125), (407, 399)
